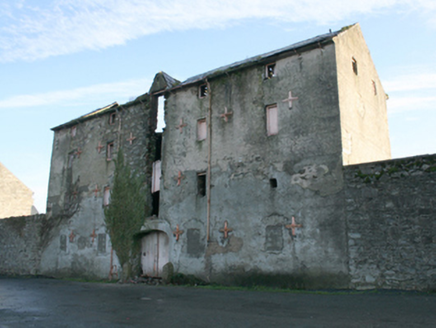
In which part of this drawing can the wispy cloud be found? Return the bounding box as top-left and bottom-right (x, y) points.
(1, 0), (435, 62)
(0, 78), (151, 109)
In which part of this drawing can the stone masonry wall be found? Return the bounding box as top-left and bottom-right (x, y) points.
(0, 214), (45, 275)
(344, 154), (436, 290)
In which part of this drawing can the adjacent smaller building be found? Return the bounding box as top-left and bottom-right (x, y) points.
(0, 162), (37, 218)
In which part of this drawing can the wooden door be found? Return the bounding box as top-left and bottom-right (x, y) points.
(141, 231), (169, 277)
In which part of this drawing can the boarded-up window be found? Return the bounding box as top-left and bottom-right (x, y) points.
(266, 105), (278, 136)
(197, 119), (207, 141)
(152, 160), (161, 193)
(107, 142), (114, 161)
(103, 187), (110, 206)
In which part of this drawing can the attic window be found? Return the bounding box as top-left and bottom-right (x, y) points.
(197, 172), (206, 197)
(372, 80), (377, 95)
(107, 142), (114, 161)
(266, 104), (278, 136)
(199, 84), (208, 98)
(266, 63), (276, 79)
(103, 187), (111, 206)
(109, 112), (116, 125)
(197, 118), (207, 141)
(352, 57), (358, 75)
(71, 126), (77, 137)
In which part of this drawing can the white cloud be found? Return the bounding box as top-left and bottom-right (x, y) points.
(387, 95), (436, 114)
(384, 72), (436, 92)
(1, 0), (435, 62)
(0, 78), (151, 109)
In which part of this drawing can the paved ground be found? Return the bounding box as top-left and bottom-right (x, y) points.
(0, 277), (435, 327)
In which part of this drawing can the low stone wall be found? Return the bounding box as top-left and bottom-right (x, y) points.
(0, 214), (45, 275)
(344, 154), (436, 290)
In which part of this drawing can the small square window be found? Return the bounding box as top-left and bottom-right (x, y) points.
(352, 57), (358, 75)
(103, 187), (111, 206)
(199, 84), (208, 98)
(270, 179), (277, 188)
(266, 105), (278, 136)
(71, 126), (77, 137)
(197, 119), (207, 141)
(266, 63), (276, 79)
(107, 142), (115, 161)
(197, 172), (206, 197)
(109, 112), (116, 125)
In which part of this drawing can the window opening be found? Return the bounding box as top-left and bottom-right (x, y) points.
(372, 80), (377, 95)
(197, 172), (206, 197)
(352, 57), (358, 75)
(197, 118), (207, 141)
(266, 104), (278, 136)
(107, 142), (114, 161)
(109, 112), (116, 125)
(155, 96), (166, 132)
(270, 179), (277, 188)
(103, 187), (111, 206)
(71, 126), (77, 137)
(151, 191), (160, 216)
(199, 84), (208, 98)
(266, 63), (276, 79)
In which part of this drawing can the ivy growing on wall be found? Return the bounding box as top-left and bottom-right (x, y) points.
(104, 148), (149, 277)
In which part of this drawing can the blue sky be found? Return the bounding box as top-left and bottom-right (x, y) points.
(1, 0), (435, 213)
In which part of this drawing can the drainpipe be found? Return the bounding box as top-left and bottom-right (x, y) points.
(206, 79), (212, 242)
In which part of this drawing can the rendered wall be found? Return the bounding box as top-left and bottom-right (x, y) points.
(345, 154), (436, 290)
(41, 97), (154, 279)
(334, 24), (391, 165)
(160, 43), (349, 288)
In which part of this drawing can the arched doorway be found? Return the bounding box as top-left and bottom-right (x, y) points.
(141, 231), (169, 277)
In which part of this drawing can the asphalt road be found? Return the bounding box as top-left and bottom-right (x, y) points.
(0, 277), (435, 327)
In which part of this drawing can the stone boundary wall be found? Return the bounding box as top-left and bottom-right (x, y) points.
(0, 214), (45, 275)
(344, 154), (436, 290)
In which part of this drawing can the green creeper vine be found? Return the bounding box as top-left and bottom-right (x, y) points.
(104, 148), (149, 278)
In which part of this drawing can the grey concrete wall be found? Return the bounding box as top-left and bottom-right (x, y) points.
(344, 154), (436, 290)
(42, 97), (154, 279)
(160, 43), (349, 288)
(0, 214), (45, 275)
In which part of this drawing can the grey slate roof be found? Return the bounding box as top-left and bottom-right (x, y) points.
(179, 29), (341, 87)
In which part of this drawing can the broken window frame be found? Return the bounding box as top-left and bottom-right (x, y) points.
(199, 84), (208, 98)
(106, 141), (115, 161)
(109, 112), (116, 125)
(266, 104), (279, 136)
(197, 118), (207, 141)
(265, 63), (276, 79)
(197, 172), (206, 197)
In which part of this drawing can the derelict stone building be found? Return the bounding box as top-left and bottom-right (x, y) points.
(1, 24), (434, 290)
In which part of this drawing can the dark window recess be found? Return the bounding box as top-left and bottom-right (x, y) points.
(352, 57), (358, 75)
(107, 142), (115, 161)
(197, 173), (206, 197)
(151, 191), (160, 216)
(270, 178), (278, 188)
(154, 133), (162, 160)
(199, 84), (208, 98)
(372, 80), (377, 95)
(109, 112), (116, 125)
(266, 63), (276, 79)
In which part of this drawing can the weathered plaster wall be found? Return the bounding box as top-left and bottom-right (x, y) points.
(0, 214), (45, 275)
(345, 154), (436, 290)
(0, 162), (35, 218)
(41, 97), (154, 279)
(160, 43), (349, 288)
(334, 24), (391, 165)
